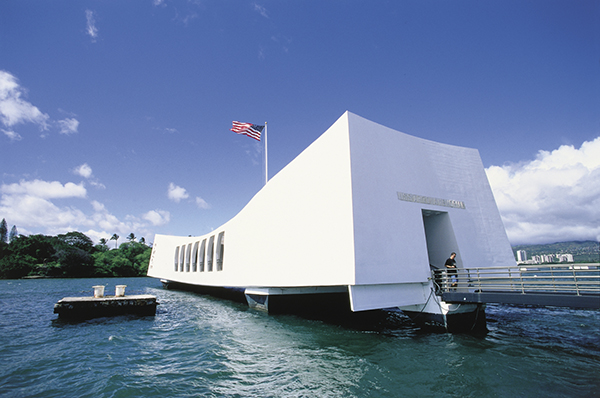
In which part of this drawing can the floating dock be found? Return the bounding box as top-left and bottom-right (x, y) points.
(54, 285), (158, 319)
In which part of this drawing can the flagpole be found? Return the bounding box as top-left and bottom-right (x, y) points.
(264, 121), (268, 185)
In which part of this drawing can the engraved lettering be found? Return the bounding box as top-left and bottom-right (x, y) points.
(397, 192), (465, 209)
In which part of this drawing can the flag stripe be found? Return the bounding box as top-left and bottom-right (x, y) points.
(230, 121), (264, 141)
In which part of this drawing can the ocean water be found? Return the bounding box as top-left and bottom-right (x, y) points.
(0, 277), (598, 398)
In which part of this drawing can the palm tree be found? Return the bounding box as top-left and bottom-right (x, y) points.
(110, 233), (119, 249)
(127, 233), (136, 242)
(99, 238), (108, 247)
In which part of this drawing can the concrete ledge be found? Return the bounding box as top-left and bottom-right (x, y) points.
(54, 294), (158, 319)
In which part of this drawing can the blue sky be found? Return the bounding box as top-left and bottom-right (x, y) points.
(1, 0), (599, 245)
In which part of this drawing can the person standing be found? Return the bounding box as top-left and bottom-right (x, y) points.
(445, 252), (458, 289)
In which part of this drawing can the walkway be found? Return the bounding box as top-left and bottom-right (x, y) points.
(432, 264), (600, 309)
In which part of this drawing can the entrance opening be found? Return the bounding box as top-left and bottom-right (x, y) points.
(421, 209), (460, 270)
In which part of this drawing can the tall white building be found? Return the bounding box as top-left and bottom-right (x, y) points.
(517, 250), (527, 263)
(148, 112), (516, 330)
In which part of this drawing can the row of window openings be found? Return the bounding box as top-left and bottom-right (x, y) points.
(174, 232), (224, 272)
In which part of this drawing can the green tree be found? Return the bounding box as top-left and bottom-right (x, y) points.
(8, 234), (58, 264)
(134, 247), (152, 274)
(110, 233), (119, 249)
(111, 254), (137, 276)
(127, 233), (136, 242)
(94, 239), (110, 254)
(51, 232), (96, 277)
(3, 234), (60, 278)
(0, 254), (36, 279)
(114, 241), (151, 276)
(91, 250), (114, 276)
(0, 239), (9, 263)
(0, 230), (152, 279)
(55, 246), (94, 277)
(0, 219), (7, 243)
(8, 225), (18, 242)
(92, 248), (138, 276)
(57, 231), (94, 253)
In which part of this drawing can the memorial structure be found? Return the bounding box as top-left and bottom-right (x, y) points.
(147, 112), (515, 330)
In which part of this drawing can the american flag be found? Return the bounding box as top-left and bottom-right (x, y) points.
(230, 121), (264, 141)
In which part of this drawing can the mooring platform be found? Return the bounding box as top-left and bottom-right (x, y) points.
(54, 294), (158, 319)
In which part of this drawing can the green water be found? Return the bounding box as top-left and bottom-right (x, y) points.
(0, 278), (598, 397)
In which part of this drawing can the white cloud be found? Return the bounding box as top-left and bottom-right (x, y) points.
(91, 200), (106, 212)
(195, 196), (210, 209)
(0, 180), (89, 233)
(58, 118), (79, 134)
(182, 13), (198, 26)
(72, 163), (105, 189)
(89, 180), (106, 189)
(253, 3), (268, 18)
(0, 193), (88, 231)
(85, 10), (98, 42)
(0, 70), (79, 139)
(1, 179), (87, 199)
(89, 202), (132, 235)
(143, 210), (171, 226)
(2, 129), (22, 141)
(167, 182), (189, 203)
(167, 183), (209, 208)
(0, 70), (49, 131)
(73, 163), (93, 178)
(0, 178), (170, 244)
(486, 136), (600, 244)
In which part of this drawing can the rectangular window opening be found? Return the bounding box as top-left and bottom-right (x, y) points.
(199, 239), (206, 272)
(185, 243), (192, 272)
(216, 232), (225, 271)
(174, 246), (180, 272)
(207, 236), (214, 272)
(191, 241), (199, 272)
(179, 244), (185, 272)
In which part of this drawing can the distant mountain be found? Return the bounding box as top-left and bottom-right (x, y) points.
(512, 240), (600, 263)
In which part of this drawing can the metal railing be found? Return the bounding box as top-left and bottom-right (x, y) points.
(432, 264), (600, 296)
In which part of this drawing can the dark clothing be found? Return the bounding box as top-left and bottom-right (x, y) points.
(444, 257), (457, 270)
(444, 258), (456, 275)
(445, 257), (457, 287)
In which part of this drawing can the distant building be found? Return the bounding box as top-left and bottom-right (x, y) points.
(542, 254), (555, 263)
(529, 253), (574, 264)
(530, 254), (553, 264)
(557, 253), (574, 263)
(516, 250), (527, 263)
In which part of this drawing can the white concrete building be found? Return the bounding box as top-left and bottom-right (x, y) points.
(517, 250), (527, 263)
(557, 253), (574, 263)
(147, 112), (515, 330)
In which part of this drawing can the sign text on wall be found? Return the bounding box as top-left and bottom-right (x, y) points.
(397, 192), (466, 209)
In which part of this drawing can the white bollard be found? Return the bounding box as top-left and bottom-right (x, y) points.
(115, 285), (127, 297)
(93, 285), (105, 298)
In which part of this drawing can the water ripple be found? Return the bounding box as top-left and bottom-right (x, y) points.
(0, 278), (598, 398)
